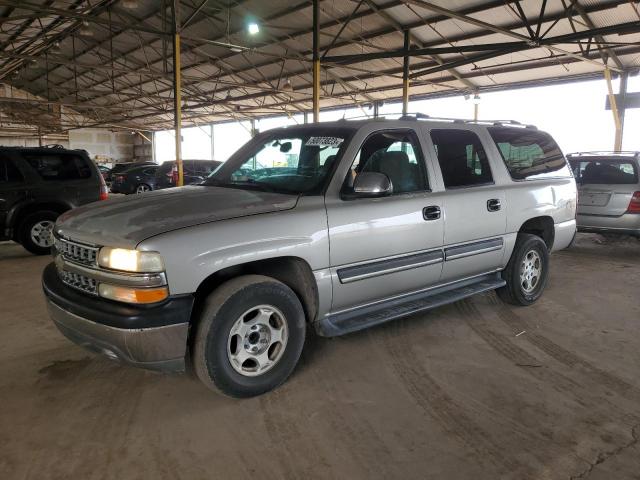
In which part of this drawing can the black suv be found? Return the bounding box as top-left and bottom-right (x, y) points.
(0, 145), (107, 255)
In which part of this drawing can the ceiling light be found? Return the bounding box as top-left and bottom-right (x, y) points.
(282, 78), (293, 92)
(121, 0), (138, 9)
(230, 46), (243, 53)
(50, 41), (61, 53)
(247, 22), (259, 35)
(79, 20), (93, 37)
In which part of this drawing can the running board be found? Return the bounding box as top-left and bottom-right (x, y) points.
(316, 272), (505, 337)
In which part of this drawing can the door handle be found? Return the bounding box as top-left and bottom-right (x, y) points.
(487, 199), (501, 212)
(423, 205), (441, 221)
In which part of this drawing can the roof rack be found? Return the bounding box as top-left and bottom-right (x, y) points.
(396, 113), (537, 129)
(566, 151), (640, 158)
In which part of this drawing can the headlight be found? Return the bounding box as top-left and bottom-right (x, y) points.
(98, 247), (164, 273)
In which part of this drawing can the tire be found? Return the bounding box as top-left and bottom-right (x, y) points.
(193, 275), (306, 398)
(496, 233), (549, 306)
(135, 183), (151, 194)
(18, 210), (58, 255)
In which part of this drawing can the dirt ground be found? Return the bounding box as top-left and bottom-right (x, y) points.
(0, 234), (639, 480)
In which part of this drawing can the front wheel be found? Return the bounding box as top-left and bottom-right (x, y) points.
(496, 233), (549, 306)
(19, 210), (58, 255)
(193, 275), (306, 398)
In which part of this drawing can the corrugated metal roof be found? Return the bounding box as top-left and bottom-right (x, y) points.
(0, 0), (637, 133)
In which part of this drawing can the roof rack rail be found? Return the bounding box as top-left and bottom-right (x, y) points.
(42, 144), (66, 149)
(566, 151), (640, 158)
(396, 113), (537, 129)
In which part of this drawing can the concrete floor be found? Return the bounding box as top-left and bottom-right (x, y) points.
(0, 234), (639, 480)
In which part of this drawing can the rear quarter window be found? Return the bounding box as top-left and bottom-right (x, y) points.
(23, 153), (92, 181)
(488, 127), (571, 180)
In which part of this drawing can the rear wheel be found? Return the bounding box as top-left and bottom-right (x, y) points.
(193, 275), (306, 398)
(19, 210), (58, 255)
(135, 183), (151, 194)
(497, 233), (549, 306)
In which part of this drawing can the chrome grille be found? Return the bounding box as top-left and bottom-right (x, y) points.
(54, 236), (99, 266)
(59, 269), (98, 295)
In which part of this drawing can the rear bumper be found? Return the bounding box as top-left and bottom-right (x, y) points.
(42, 263), (193, 372)
(577, 213), (640, 236)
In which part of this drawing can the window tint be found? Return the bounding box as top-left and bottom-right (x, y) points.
(0, 158), (24, 183)
(488, 127), (570, 180)
(23, 153), (91, 181)
(430, 129), (493, 188)
(142, 168), (157, 175)
(570, 159), (638, 185)
(345, 130), (428, 194)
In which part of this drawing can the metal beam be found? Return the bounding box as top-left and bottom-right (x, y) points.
(403, 0), (624, 72)
(408, 21), (640, 79)
(312, 0), (320, 122)
(173, 0), (183, 186)
(402, 29), (409, 116)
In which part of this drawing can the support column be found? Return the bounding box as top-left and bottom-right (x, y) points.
(373, 101), (379, 119)
(312, 0), (320, 122)
(604, 67), (622, 152)
(210, 124), (214, 160)
(618, 72), (628, 149)
(402, 29), (410, 116)
(473, 103), (478, 122)
(172, 0), (184, 185)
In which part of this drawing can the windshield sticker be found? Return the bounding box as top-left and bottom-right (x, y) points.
(305, 136), (344, 147)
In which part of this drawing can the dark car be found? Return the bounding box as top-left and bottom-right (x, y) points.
(106, 161), (155, 185)
(0, 145), (108, 254)
(155, 159), (221, 189)
(110, 164), (160, 194)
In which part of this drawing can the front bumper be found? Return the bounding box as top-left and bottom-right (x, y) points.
(42, 263), (193, 372)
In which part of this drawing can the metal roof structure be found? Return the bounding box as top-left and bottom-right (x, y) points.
(0, 0), (638, 134)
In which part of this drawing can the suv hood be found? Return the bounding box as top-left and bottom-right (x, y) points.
(55, 186), (299, 248)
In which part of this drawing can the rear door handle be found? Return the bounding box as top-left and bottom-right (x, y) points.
(423, 205), (441, 221)
(487, 199), (501, 212)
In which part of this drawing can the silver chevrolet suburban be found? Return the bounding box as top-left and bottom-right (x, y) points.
(43, 117), (577, 397)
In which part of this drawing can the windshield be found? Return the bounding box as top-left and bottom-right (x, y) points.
(204, 127), (353, 195)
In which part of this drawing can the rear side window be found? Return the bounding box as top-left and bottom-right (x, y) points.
(488, 127), (570, 180)
(0, 158), (24, 183)
(23, 153), (91, 181)
(157, 162), (173, 175)
(430, 129), (493, 188)
(570, 159), (638, 185)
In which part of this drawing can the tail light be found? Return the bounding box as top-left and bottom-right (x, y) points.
(98, 173), (109, 200)
(171, 165), (178, 185)
(627, 191), (640, 214)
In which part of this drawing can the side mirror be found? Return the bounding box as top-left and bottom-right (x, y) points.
(352, 172), (393, 198)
